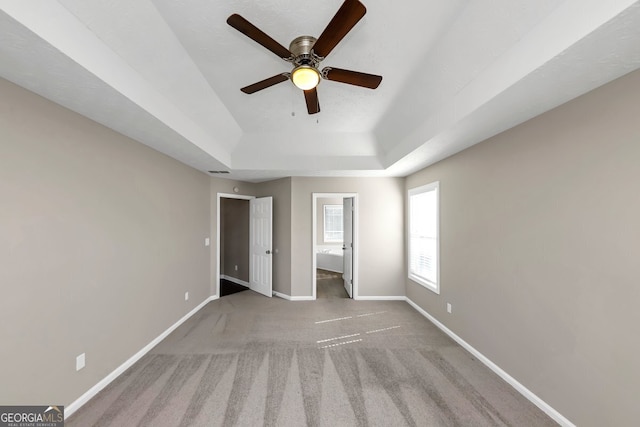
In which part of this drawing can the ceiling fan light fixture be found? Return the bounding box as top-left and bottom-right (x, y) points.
(228, 1), (380, 114)
(291, 65), (320, 90)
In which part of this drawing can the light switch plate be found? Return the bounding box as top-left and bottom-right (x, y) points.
(76, 353), (85, 371)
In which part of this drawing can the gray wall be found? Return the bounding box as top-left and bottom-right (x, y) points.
(255, 178), (293, 296)
(0, 78), (211, 407)
(405, 69), (640, 426)
(220, 198), (250, 282)
(291, 177), (405, 298)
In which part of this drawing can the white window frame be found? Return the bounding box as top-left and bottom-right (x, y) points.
(323, 204), (343, 243)
(408, 181), (440, 294)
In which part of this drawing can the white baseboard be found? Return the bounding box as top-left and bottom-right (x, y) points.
(65, 295), (217, 419)
(272, 291), (315, 301)
(220, 275), (250, 287)
(405, 298), (575, 427)
(272, 291), (291, 300)
(355, 295), (406, 301)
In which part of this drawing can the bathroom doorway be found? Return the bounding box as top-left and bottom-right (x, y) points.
(312, 193), (358, 300)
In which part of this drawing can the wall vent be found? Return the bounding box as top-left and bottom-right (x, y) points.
(208, 170), (230, 174)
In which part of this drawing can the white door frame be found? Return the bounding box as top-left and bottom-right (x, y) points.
(216, 192), (254, 297)
(312, 193), (359, 300)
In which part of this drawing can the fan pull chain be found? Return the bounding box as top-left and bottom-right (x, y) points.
(291, 83), (296, 117)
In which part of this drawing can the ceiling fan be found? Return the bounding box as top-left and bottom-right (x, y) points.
(227, 0), (382, 115)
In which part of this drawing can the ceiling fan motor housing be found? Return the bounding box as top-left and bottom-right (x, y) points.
(289, 36), (321, 67)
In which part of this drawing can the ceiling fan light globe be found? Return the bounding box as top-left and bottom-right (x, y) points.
(292, 66), (320, 90)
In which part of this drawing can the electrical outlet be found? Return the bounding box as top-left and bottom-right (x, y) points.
(234, 265), (238, 271)
(447, 303), (452, 314)
(76, 353), (85, 371)
(185, 292), (189, 301)
(204, 237), (210, 247)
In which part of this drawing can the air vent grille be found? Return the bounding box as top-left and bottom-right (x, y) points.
(208, 170), (230, 174)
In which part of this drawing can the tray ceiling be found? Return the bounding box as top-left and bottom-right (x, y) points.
(1, 0), (640, 181)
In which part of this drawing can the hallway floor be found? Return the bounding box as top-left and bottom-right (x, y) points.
(316, 269), (349, 299)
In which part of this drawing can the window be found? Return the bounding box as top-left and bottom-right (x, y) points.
(323, 205), (343, 242)
(408, 182), (439, 293)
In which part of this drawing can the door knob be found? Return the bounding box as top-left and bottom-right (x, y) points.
(266, 250), (271, 254)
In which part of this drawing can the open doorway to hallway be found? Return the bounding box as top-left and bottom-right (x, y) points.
(218, 196), (251, 297)
(312, 193), (358, 300)
(216, 193), (274, 298)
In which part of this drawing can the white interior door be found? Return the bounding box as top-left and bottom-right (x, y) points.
(250, 197), (273, 297)
(343, 197), (354, 298)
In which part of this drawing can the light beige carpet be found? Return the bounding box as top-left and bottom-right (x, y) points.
(67, 291), (557, 426)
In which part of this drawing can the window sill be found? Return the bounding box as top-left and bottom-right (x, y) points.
(408, 274), (439, 295)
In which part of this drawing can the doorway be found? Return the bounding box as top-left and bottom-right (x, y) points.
(312, 193), (358, 300)
(219, 196), (250, 296)
(216, 193), (273, 298)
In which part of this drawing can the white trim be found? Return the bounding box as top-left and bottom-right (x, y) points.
(220, 275), (250, 287)
(273, 291), (315, 301)
(216, 192), (254, 297)
(65, 295), (218, 418)
(312, 193), (359, 300)
(405, 298), (575, 427)
(272, 291), (291, 300)
(290, 296), (316, 301)
(355, 296), (407, 301)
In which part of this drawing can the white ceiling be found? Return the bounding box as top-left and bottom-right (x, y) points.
(2, 0), (640, 182)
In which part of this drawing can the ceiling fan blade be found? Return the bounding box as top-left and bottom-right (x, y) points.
(227, 14), (293, 59)
(312, 0), (366, 58)
(304, 88), (320, 114)
(322, 67), (382, 89)
(241, 74), (289, 94)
